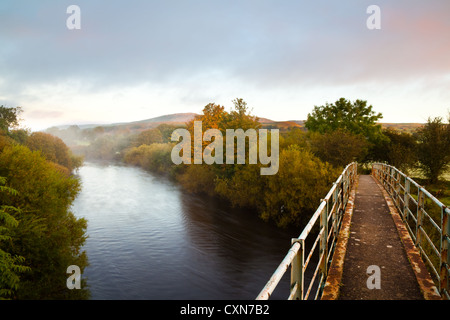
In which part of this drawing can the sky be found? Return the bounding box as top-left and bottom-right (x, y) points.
(1, 0), (449, 131)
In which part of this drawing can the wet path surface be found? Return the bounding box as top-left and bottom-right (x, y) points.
(338, 175), (424, 300)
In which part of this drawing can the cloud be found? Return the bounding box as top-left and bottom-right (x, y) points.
(1, 0), (449, 128)
(25, 109), (64, 119)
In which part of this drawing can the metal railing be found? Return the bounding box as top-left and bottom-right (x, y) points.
(256, 162), (358, 300)
(372, 163), (449, 299)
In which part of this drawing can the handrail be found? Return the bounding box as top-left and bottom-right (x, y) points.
(256, 162), (358, 300)
(372, 163), (449, 300)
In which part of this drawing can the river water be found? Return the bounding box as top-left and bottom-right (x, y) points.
(71, 162), (300, 300)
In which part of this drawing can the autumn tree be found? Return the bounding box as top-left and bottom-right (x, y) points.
(261, 145), (339, 228)
(123, 143), (174, 174)
(25, 132), (79, 172)
(182, 99), (260, 179)
(131, 128), (163, 147)
(279, 127), (309, 150)
(415, 116), (450, 183)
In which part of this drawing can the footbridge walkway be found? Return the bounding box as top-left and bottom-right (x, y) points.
(256, 163), (448, 300)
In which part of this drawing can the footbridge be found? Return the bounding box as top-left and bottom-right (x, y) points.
(256, 163), (448, 300)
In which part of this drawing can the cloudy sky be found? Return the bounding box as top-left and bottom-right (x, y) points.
(1, 0), (449, 131)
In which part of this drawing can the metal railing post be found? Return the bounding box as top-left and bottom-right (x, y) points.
(371, 163), (447, 299)
(290, 238), (304, 300)
(403, 178), (410, 221)
(440, 206), (449, 298)
(320, 199), (328, 281)
(258, 162), (360, 300)
(332, 182), (338, 238)
(395, 171), (401, 207)
(416, 188), (425, 248)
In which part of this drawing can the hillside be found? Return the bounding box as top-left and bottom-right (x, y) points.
(45, 112), (425, 150)
(380, 123), (424, 133)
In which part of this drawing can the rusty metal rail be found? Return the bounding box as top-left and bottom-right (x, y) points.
(256, 162), (358, 300)
(372, 163), (449, 299)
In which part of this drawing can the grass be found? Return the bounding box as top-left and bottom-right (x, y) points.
(408, 168), (450, 207)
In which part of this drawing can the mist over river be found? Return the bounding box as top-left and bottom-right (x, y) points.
(71, 162), (299, 299)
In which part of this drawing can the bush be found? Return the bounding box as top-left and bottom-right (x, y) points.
(260, 146), (340, 228)
(123, 143), (174, 174)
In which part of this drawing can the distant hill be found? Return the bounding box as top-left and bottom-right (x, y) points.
(104, 112), (198, 132)
(380, 123), (424, 133)
(113, 113), (198, 126)
(46, 112), (424, 136)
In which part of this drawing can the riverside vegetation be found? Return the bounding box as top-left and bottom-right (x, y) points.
(1, 98), (448, 299)
(0, 106), (87, 299)
(49, 97), (450, 218)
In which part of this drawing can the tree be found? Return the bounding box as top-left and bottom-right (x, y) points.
(370, 128), (418, 173)
(309, 129), (369, 168)
(227, 98), (260, 131)
(279, 127), (309, 150)
(131, 128), (163, 147)
(215, 163), (265, 210)
(0, 145), (89, 299)
(25, 132), (78, 172)
(0, 177), (31, 299)
(156, 123), (182, 143)
(123, 143), (174, 174)
(260, 145), (340, 228)
(415, 116), (450, 183)
(0, 106), (23, 134)
(183, 99), (260, 180)
(305, 98), (384, 144)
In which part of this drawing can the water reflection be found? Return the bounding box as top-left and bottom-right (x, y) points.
(72, 162), (299, 300)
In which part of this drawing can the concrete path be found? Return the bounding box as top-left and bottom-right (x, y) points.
(337, 175), (424, 300)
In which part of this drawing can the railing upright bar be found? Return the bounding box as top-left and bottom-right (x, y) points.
(256, 162), (357, 300)
(441, 205), (449, 298)
(372, 163), (448, 299)
(290, 238), (304, 300)
(320, 198), (328, 283)
(404, 178), (410, 221)
(416, 188), (425, 249)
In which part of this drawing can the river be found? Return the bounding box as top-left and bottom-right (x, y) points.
(71, 162), (300, 300)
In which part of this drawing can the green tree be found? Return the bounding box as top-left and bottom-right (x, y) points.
(0, 145), (89, 299)
(305, 98), (384, 144)
(371, 128), (418, 173)
(309, 129), (369, 168)
(0, 177), (31, 299)
(415, 116), (450, 183)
